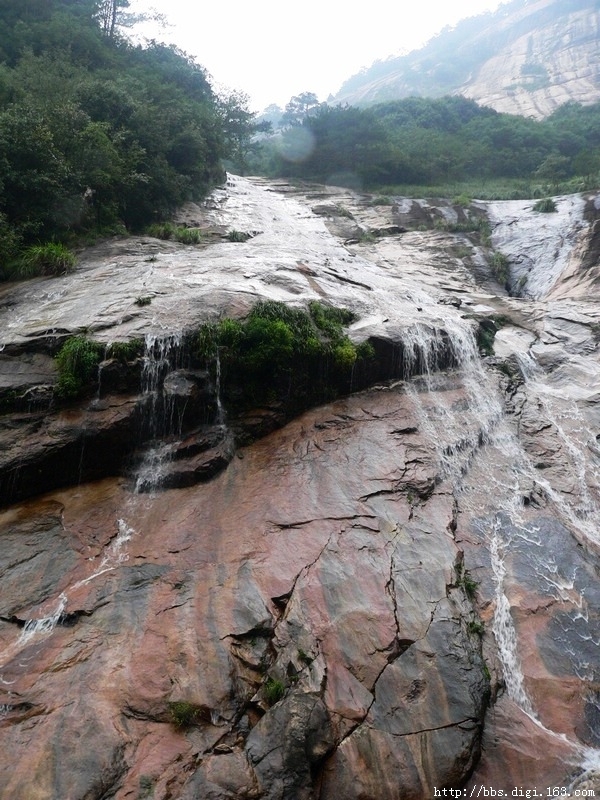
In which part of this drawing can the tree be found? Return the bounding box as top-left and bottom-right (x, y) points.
(218, 91), (271, 174)
(280, 92), (321, 127)
(95, 0), (130, 38)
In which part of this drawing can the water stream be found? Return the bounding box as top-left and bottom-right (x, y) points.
(403, 318), (600, 784)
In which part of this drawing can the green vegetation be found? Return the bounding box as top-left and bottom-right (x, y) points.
(15, 243), (76, 279)
(252, 94), (600, 196)
(263, 677), (286, 706)
(135, 296), (152, 306)
(476, 315), (511, 356)
(468, 620), (485, 637)
(106, 338), (143, 361)
(334, 204), (354, 219)
(167, 701), (203, 730)
(489, 251), (510, 286)
(55, 336), (103, 399)
(145, 223), (203, 244)
(297, 648), (314, 666)
(138, 775), (155, 799)
(0, 0), (260, 281)
(226, 229), (251, 242)
(456, 566), (480, 600)
(532, 198), (557, 213)
(193, 301), (374, 413)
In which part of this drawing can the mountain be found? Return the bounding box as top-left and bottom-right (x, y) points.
(334, 0), (600, 119)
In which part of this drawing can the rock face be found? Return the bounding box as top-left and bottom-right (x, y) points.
(461, 0), (600, 119)
(335, 0), (600, 119)
(1, 176), (600, 798)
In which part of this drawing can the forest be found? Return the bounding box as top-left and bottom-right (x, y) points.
(254, 94), (600, 197)
(3, 1), (600, 282)
(0, 0), (256, 279)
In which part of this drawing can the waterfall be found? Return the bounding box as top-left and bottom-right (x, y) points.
(74, 518), (134, 587)
(134, 332), (183, 493)
(215, 348), (225, 427)
(488, 517), (535, 715)
(402, 315), (600, 780)
(18, 593), (67, 644)
(0, 518), (136, 668)
(140, 332), (183, 439)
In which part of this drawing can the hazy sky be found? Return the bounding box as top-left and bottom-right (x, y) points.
(135, 0), (506, 111)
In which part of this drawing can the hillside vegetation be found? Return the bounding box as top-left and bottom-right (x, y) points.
(0, 0), (255, 279)
(254, 95), (600, 197)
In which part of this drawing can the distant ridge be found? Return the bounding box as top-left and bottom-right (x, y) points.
(333, 0), (600, 119)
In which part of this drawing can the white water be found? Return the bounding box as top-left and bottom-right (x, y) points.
(73, 518), (134, 588)
(403, 317), (600, 782)
(0, 518), (136, 682)
(134, 332), (183, 492)
(18, 593), (67, 644)
(140, 332), (183, 438)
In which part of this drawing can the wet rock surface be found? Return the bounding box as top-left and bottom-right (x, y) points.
(1, 176), (600, 798)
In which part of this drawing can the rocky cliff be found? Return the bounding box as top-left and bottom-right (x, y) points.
(335, 0), (600, 119)
(1, 176), (600, 798)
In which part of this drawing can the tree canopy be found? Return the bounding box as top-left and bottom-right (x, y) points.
(254, 94), (600, 193)
(0, 0), (258, 278)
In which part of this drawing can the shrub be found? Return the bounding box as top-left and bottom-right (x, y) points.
(356, 341), (376, 360)
(17, 243), (75, 278)
(106, 339), (143, 362)
(533, 198), (557, 213)
(193, 301), (375, 414)
(138, 775), (155, 799)
(226, 229), (251, 242)
(135, 296), (152, 306)
(264, 678), (285, 706)
(168, 701), (202, 729)
(333, 340), (357, 369)
(463, 573), (479, 599)
(489, 251), (510, 285)
(453, 194), (472, 208)
(146, 222), (176, 240)
(455, 564), (479, 600)
(370, 196), (393, 206)
(468, 620), (485, 636)
(175, 227), (203, 244)
(55, 336), (103, 399)
(146, 223), (203, 244)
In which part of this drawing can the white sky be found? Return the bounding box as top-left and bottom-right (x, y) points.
(135, 0), (506, 111)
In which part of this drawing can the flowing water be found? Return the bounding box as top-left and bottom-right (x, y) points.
(134, 332), (184, 493)
(402, 315), (600, 784)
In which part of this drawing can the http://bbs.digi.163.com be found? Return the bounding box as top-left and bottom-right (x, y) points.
(433, 787), (596, 797)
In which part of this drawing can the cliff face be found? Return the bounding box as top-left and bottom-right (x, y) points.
(461, 0), (600, 119)
(335, 0), (600, 119)
(1, 178), (600, 798)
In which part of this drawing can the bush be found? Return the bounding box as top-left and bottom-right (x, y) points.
(226, 229), (251, 242)
(489, 251), (510, 285)
(17, 243), (76, 278)
(533, 198), (557, 213)
(106, 339), (143, 362)
(168, 701), (203, 729)
(55, 336), (103, 399)
(146, 223), (203, 244)
(175, 227), (203, 244)
(193, 301), (375, 415)
(453, 194), (472, 207)
(468, 620), (485, 636)
(264, 678), (285, 706)
(456, 564), (479, 599)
